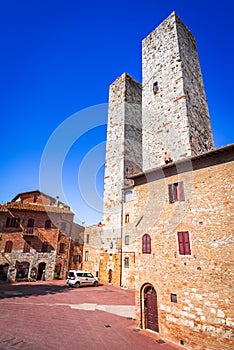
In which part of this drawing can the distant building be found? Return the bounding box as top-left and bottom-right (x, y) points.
(0, 190), (84, 282)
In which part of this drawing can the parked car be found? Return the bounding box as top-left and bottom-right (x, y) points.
(66, 270), (98, 288)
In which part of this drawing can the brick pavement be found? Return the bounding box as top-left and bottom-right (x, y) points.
(0, 281), (184, 350)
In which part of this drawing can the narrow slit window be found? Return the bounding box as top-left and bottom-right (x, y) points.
(125, 235), (129, 245)
(170, 293), (177, 303)
(153, 81), (159, 94)
(124, 257), (129, 268)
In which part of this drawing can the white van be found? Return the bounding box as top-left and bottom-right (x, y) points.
(66, 270), (98, 288)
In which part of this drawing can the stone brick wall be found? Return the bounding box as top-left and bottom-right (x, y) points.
(123, 148), (234, 349)
(102, 72), (142, 266)
(82, 225), (102, 277)
(142, 12), (214, 171)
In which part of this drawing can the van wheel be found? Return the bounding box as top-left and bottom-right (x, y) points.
(74, 282), (80, 288)
(93, 281), (98, 287)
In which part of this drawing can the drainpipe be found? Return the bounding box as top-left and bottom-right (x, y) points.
(120, 186), (124, 287)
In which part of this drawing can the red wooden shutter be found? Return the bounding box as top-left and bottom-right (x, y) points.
(23, 241), (31, 253)
(142, 234), (151, 254)
(183, 231), (191, 255)
(5, 241), (13, 253)
(168, 184), (175, 203)
(177, 232), (185, 255)
(177, 231), (191, 255)
(178, 182), (185, 201)
(146, 235), (151, 253)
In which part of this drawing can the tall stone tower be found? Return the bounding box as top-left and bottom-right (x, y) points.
(102, 73), (142, 255)
(100, 12), (214, 285)
(142, 11), (214, 170)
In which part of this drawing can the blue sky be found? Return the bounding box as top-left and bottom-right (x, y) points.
(0, 0), (233, 225)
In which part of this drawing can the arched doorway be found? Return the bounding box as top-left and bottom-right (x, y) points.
(0, 264), (9, 281)
(37, 262), (46, 280)
(142, 284), (159, 332)
(108, 269), (112, 283)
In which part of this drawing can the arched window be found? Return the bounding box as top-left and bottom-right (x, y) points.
(23, 241), (31, 253)
(4, 241), (13, 253)
(27, 219), (34, 228)
(59, 243), (65, 254)
(41, 241), (48, 253)
(45, 220), (51, 229)
(142, 234), (151, 254)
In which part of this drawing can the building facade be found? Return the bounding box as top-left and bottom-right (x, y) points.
(0, 190), (84, 282)
(123, 145), (234, 349)
(98, 11), (234, 349)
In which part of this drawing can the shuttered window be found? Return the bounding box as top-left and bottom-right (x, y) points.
(124, 257), (129, 268)
(23, 241), (31, 253)
(59, 243), (65, 254)
(45, 220), (51, 229)
(27, 219), (34, 228)
(6, 217), (20, 228)
(168, 182), (185, 203)
(4, 240), (13, 253)
(142, 234), (151, 254)
(177, 231), (191, 255)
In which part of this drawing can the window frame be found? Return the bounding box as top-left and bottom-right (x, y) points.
(23, 241), (31, 253)
(41, 241), (48, 253)
(4, 240), (13, 253)
(59, 243), (65, 254)
(27, 218), (35, 228)
(124, 257), (129, 268)
(45, 220), (51, 229)
(168, 181), (185, 203)
(125, 235), (129, 245)
(177, 231), (191, 255)
(85, 251), (88, 262)
(125, 214), (130, 223)
(142, 233), (151, 254)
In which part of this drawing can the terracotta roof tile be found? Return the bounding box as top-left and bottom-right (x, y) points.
(0, 203), (74, 215)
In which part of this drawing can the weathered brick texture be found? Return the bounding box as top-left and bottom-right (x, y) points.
(123, 148), (234, 349)
(0, 191), (84, 281)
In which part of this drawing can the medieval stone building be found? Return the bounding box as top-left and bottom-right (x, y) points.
(0, 190), (84, 282)
(95, 11), (234, 350)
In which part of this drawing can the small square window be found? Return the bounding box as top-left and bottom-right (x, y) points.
(124, 257), (129, 268)
(153, 81), (159, 94)
(125, 214), (129, 223)
(171, 293), (177, 303)
(168, 181), (185, 203)
(125, 235), (129, 245)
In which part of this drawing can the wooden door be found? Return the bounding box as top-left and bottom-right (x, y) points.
(144, 285), (159, 332)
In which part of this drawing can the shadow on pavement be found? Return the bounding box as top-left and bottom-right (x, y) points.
(0, 280), (71, 299)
